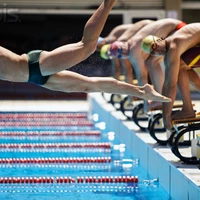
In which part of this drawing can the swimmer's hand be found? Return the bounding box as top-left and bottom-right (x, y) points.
(143, 84), (171, 102)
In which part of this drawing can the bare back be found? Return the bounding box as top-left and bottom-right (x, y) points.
(166, 23), (200, 55)
(117, 20), (154, 42)
(129, 18), (183, 45)
(104, 24), (134, 43)
(0, 46), (28, 82)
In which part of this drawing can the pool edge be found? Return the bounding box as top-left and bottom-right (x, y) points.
(88, 93), (200, 200)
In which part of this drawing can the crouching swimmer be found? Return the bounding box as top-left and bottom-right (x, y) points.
(141, 23), (200, 130)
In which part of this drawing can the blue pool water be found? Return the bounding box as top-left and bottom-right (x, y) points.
(0, 112), (172, 200)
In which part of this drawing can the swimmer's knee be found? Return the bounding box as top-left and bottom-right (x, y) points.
(39, 51), (53, 76)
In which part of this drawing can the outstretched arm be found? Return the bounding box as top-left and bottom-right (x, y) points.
(111, 58), (123, 80)
(162, 48), (180, 130)
(145, 56), (164, 93)
(119, 59), (134, 84)
(40, 0), (117, 76)
(43, 70), (171, 102)
(129, 50), (148, 87)
(129, 44), (150, 108)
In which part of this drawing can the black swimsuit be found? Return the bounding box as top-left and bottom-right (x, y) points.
(27, 50), (50, 85)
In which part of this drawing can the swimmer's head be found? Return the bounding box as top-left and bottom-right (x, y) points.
(100, 41), (129, 59)
(97, 37), (104, 44)
(109, 41), (129, 59)
(100, 44), (111, 60)
(96, 37), (106, 52)
(142, 35), (167, 56)
(141, 35), (160, 54)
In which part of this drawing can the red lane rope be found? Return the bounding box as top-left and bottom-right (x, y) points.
(0, 118), (88, 122)
(0, 113), (87, 119)
(0, 157), (111, 164)
(0, 142), (111, 149)
(0, 176), (138, 184)
(0, 130), (101, 137)
(0, 121), (93, 126)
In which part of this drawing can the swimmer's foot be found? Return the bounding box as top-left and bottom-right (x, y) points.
(143, 84), (171, 102)
(171, 110), (196, 120)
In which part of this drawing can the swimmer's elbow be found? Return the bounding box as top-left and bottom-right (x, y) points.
(82, 40), (97, 55)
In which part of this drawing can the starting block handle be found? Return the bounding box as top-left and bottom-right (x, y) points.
(149, 103), (195, 112)
(172, 115), (200, 125)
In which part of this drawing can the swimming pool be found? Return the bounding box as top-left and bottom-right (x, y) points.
(0, 110), (171, 200)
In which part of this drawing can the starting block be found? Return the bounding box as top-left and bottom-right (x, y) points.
(168, 112), (200, 164)
(119, 96), (143, 120)
(132, 103), (187, 133)
(101, 93), (124, 110)
(110, 94), (124, 110)
(191, 136), (200, 160)
(132, 102), (149, 131)
(193, 134), (200, 158)
(148, 104), (195, 145)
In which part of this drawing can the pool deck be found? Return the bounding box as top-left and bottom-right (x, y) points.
(88, 93), (200, 200)
(0, 97), (200, 200)
(0, 100), (89, 112)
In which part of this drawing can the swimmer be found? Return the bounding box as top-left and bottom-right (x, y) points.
(0, 0), (170, 103)
(101, 19), (186, 109)
(97, 23), (134, 81)
(97, 24), (135, 52)
(141, 23), (200, 130)
(99, 20), (154, 84)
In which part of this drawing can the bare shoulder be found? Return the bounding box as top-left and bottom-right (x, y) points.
(170, 23), (200, 46)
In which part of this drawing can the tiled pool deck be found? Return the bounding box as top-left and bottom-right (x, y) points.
(88, 93), (200, 200)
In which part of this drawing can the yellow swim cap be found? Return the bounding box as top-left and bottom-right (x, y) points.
(141, 35), (159, 54)
(100, 44), (111, 60)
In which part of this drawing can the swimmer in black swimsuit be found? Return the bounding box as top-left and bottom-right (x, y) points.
(0, 0), (170, 103)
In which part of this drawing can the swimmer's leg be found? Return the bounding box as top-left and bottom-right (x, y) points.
(43, 71), (170, 102)
(187, 69), (200, 91)
(40, 0), (117, 76)
(172, 64), (195, 120)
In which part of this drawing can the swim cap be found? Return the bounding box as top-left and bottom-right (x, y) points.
(97, 37), (104, 44)
(141, 35), (159, 54)
(110, 41), (121, 56)
(100, 44), (111, 60)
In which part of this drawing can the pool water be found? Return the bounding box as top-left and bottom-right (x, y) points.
(0, 112), (172, 200)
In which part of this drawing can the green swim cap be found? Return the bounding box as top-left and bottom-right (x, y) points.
(100, 44), (111, 60)
(141, 35), (159, 54)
